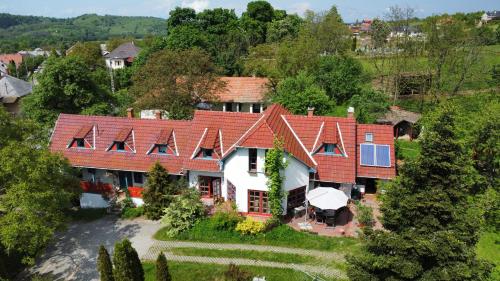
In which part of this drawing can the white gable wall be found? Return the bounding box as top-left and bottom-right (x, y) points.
(223, 148), (310, 214)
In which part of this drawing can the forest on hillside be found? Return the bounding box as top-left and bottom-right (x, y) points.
(0, 13), (166, 52)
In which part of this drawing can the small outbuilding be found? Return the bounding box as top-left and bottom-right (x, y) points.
(0, 75), (33, 115)
(377, 106), (421, 140)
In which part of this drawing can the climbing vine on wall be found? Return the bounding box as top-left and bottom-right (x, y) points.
(264, 138), (288, 219)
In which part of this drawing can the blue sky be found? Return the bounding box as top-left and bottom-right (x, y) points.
(0, 1), (498, 22)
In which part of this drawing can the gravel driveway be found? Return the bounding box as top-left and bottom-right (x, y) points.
(23, 215), (161, 281)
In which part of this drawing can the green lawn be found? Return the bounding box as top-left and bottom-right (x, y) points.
(358, 44), (500, 92)
(154, 219), (360, 254)
(477, 231), (500, 280)
(143, 261), (333, 281)
(396, 140), (421, 161)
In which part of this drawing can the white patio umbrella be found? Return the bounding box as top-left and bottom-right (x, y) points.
(306, 187), (349, 210)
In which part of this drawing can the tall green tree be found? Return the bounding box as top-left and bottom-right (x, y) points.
(271, 71), (331, 115)
(67, 41), (104, 69)
(98, 245), (115, 281)
(22, 56), (113, 127)
(349, 89), (389, 123)
(267, 14), (303, 43)
(143, 162), (172, 220)
(130, 48), (223, 120)
(113, 239), (144, 281)
(155, 252), (171, 281)
(314, 55), (364, 103)
(424, 16), (481, 96)
(347, 106), (492, 280)
(166, 7), (197, 32)
(0, 108), (79, 265)
(303, 6), (351, 55)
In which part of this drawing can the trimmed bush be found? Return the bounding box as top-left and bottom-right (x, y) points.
(235, 218), (265, 235)
(121, 206), (144, 219)
(155, 252), (171, 281)
(113, 239), (144, 281)
(161, 189), (205, 237)
(97, 245), (114, 281)
(210, 202), (242, 231)
(357, 203), (374, 227)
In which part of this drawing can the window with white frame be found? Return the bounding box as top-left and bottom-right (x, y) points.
(360, 144), (390, 167)
(365, 133), (373, 142)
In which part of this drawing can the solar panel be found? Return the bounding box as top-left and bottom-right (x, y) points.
(375, 145), (391, 167)
(360, 144), (375, 166)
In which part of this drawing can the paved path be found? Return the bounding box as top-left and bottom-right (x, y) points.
(24, 216), (161, 281)
(144, 241), (347, 279)
(143, 240), (345, 261)
(26, 216), (348, 280)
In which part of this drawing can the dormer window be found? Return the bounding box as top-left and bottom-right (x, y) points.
(115, 142), (125, 151)
(202, 148), (213, 159)
(324, 144), (335, 154)
(108, 127), (135, 152)
(147, 128), (178, 156)
(76, 138), (85, 148)
(68, 124), (95, 149)
(192, 128), (222, 160)
(158, 145), (168, 154)
(316, 143), (343, 156)
(365, 133), (373, 142)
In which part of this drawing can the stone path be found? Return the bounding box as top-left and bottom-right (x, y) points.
(143, 240), (347, 279)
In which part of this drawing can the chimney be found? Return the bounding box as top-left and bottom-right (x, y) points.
(307, 107), (315, 117)
(347, 107), (355, 118)
(127, 108), (134, 118)
(155, 110), (162, 120)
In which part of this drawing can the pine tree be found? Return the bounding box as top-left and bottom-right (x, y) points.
(97, 245), (114, 281)
(143, 162), (172, 220)
(113, 239), (144, 281)
(347, 106), (492, 280)
(155, 252), (171, 281)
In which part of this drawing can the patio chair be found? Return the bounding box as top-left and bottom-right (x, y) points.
(315, 209), (326, 224)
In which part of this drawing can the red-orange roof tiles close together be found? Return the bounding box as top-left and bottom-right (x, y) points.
(217, 77), (270, 103)
(50, 104), (396, 182)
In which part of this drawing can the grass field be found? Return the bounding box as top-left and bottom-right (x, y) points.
(396, 140), (421, 161)
(154, 220), (360, 254)
(477, 231), (500, 280)
(142, 261), (333, 281)
(358, 44), (500, 92)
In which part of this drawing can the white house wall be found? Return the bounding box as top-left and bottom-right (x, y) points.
(223, 148), (310, 214)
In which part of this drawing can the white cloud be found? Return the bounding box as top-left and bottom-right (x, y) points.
(290, 2), (311, 16)
(181, 0), (210, 13)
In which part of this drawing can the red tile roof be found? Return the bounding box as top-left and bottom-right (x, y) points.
(0, 53), (24, 67)
(284, 115), (357, 183)
(217, 77), (270, 103)
(50, 104), (396, 182)
(356, 124), (396, 179)
(50, 115), (191, 174)
(74, 124), (94, 139)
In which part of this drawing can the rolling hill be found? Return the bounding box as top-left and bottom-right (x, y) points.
(0, 13), (167, 53)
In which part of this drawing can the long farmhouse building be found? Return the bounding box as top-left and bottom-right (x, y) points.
(49, 104), (395, 215)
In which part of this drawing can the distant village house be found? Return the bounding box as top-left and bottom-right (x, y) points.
(0, 75), (33, 115)
(104, 42), (141, 70)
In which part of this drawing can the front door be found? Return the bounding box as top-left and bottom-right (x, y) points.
(199, 176), (221, 198)
(118, 171), (133, 189)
